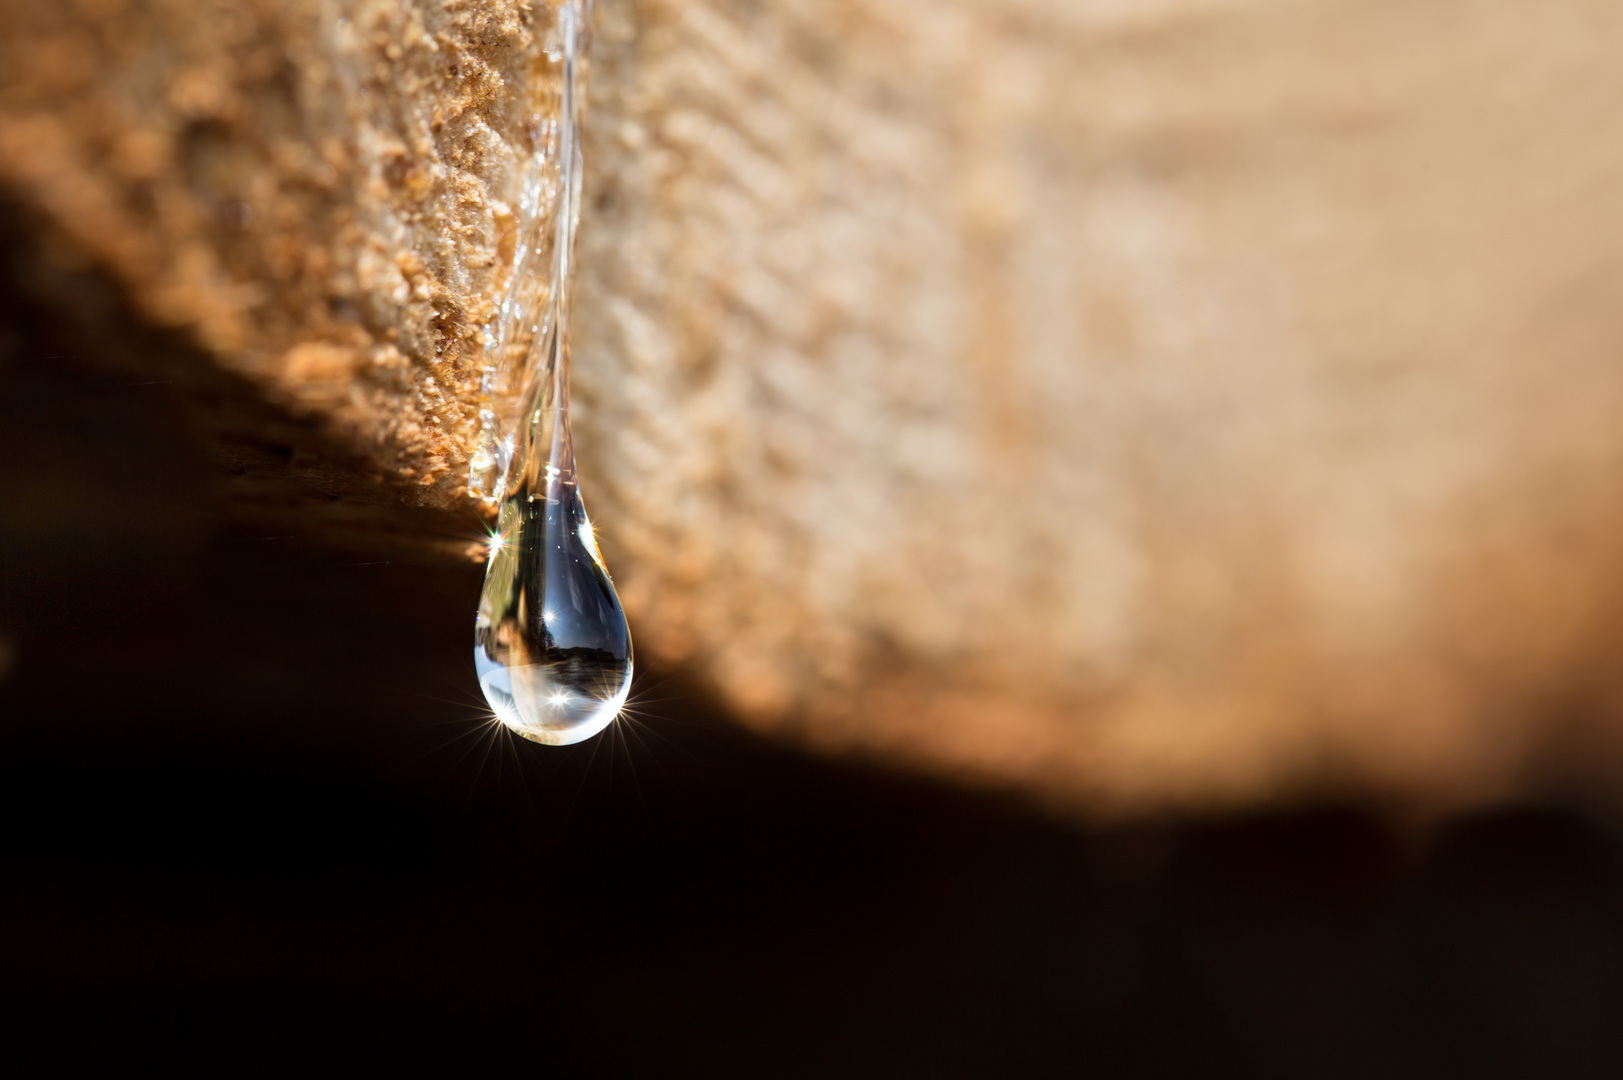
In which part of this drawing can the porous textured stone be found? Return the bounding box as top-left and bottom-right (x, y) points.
(0, 0), (550, 497)
(7, 0), (1623, 813)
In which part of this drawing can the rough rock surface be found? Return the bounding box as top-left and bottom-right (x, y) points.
(0, 0), (547, 497)
(7, 0), (1623, 812)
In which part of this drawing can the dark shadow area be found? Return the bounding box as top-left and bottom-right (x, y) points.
(5, 222), (1623, 1077)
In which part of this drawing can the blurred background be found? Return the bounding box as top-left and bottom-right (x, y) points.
(7, 0), (1623, 1072)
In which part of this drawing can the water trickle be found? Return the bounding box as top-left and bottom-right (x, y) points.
(473, 0), (631, 745)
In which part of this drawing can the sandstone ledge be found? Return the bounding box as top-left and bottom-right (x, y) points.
(8, 0), (1623, 814)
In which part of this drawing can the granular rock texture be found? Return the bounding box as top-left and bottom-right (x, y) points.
(0, 0), (551, 498)
(8, 0), (1623, 812)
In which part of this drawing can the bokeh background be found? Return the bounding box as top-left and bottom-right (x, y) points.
(7, 0), (1623, 1072)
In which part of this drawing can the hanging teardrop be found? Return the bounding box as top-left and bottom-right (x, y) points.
(474, 474), (633, 745)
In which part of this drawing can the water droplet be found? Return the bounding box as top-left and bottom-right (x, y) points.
(473, 0), (628, 744)
(475, 473), (632, 745)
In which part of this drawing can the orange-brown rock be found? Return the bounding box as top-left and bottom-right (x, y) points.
(7, 0), (1623, 813)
